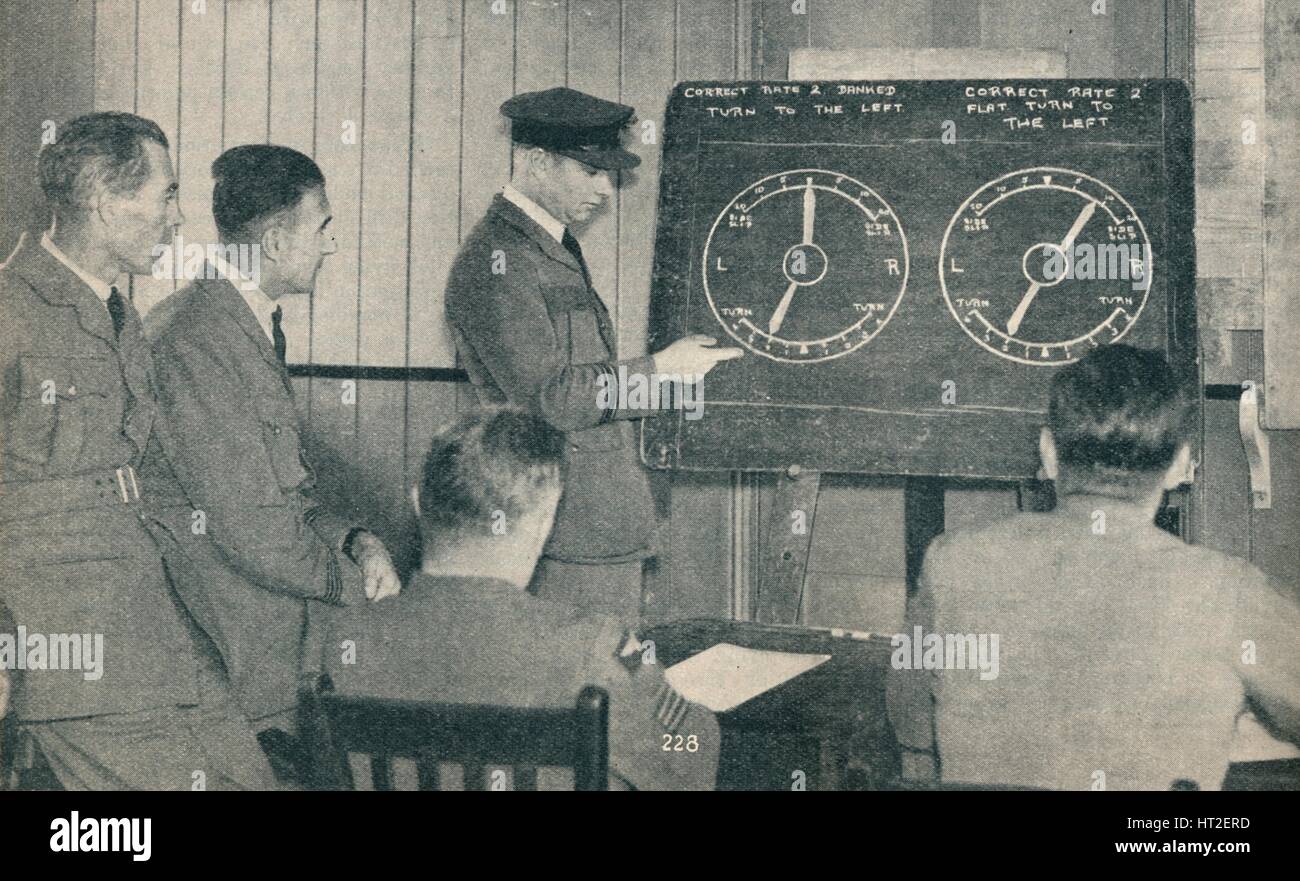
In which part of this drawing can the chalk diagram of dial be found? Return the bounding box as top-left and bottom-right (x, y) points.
(939, 166), (1153, 366)
(701, 168), (909, 364)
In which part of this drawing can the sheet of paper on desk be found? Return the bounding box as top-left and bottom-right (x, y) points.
(663, 643), (832, 712)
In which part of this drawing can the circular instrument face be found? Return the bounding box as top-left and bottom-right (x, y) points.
(939, 166), (1153, 366)
(702, 169), (909, 364)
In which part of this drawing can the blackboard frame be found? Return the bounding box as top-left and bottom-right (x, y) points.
(641, 78), (1198, 480)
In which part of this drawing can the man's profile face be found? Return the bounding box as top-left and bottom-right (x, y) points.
(544, 153), (614, 226)
(276, 185), (336, 295)
(107, 140), (183, 275)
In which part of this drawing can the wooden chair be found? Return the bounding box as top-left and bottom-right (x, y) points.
(298, 674), (609, 791)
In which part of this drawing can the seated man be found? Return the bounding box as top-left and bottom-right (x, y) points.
(888, 344), (1300, 790)
(324, 406), (719, 790)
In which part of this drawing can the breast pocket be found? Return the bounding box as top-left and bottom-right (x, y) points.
(541, 284), (610, 363)
(258, 414), (310, 495)
(9, 354), (112, 469)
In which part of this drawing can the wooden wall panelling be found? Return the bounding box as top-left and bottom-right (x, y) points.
(620, 0), (686, 622)
(0, 1), (95, 255)
(978, 0), (1114, 76)
(618, 0), (677, 356)
(133, 0), (181, 317)
(1194, 0), (1265, 390)
(270, 0), (319, 362)
(406, 0), (464, 497)
(752, 0), (808, 78)
(677, 0), (740, 80)
(455, 0), (516, 422)
(94, 0), (139, 113)
(177, 0), (224, 282)
(660, 0), (742, 623)
(930, 0), (980, 49)
(1262, 0), (1300, 428)
(808, 0), (932, 50)
(353, 1), (417, 561)
(1113, 0), (1167, 78)
(223, 0), (271, 148)
(310, 0), (366, 469)
(514, 0), (568, 95)
(459, 0), (515, 235)
(568, 0), (623, 332)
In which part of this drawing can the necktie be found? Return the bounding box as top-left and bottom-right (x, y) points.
(271, 306), (287, 365)
(561, 230), (593, 290)
(106, 285), (127, 340)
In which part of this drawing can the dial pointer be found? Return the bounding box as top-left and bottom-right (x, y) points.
(1006, 200), (1097, 336)
(770, 281), (799, 334)
(803, 178), (816, 245)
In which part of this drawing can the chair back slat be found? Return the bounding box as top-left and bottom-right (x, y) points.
(416, 760), (441, 791)
(462, 762), (486, 790)
(299, 675), (609, 791)
(513, 766), (538, 791)
(371, 754), (395, 791)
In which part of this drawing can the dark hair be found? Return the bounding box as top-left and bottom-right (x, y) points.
(417, 406), (565, 543)
(211, 144), (325, 243)
(38, 112), (169, 215)
(1048, 344), (1194, 493)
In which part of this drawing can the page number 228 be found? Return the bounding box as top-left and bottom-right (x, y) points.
(662, 734), (700, 752)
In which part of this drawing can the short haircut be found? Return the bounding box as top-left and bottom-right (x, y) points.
(38, 112), (169, 216)
(1048, 344), (1195, 493)
(211, 144), (325, 243)
(416, 406), (565, 543)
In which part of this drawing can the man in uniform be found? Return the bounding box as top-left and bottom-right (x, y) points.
(887, 345), (1300, 790)
(146, 144), (401, 739)
(0, 112), (272, 789)
(325, 406), (720, 790)
(444, 87), (742, 624)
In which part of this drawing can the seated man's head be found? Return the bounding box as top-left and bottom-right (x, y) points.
(211, 144), (336, 297)
(1041, 344), (1196, 503)
(412, 406), (565, 586)
(39, 111), (182, 276)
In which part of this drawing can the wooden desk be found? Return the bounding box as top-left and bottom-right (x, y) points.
(647, 619), (1300, 791)
(643, 618), (899, 791)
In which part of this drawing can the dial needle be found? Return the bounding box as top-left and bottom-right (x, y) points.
(802, 178), (816, 245)
(769, 178), (818, 334)
(770, 281), (799, 334)
(1006, 199), (1097, 336)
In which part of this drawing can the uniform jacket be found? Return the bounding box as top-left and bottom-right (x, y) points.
(0, 234), (203, 720)
(887, 492), (1300, 791)
(444, 194), (656, 563)
(325, 573), (720, 790)
(146, 273), (365, 721)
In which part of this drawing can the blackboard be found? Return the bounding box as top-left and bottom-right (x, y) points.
(642, 79), (1196, 479)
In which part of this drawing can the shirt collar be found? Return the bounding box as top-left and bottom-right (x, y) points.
(210, 250), (278, 342)
(40, 232), (117, 303)
(1054, 490), (1164, 532)
(502, 184), (566, 243)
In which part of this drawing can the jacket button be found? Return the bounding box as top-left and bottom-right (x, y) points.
(273, 426), (282, 435)
(67, 386), (77, 396)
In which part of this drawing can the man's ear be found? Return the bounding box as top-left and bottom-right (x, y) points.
(526, 146), (552, 176)
(1162, 443), (1195, 489)
(93, 188), (117, 227)
(1038, 426), (1059, 482)
(260, 223), (285, 264)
